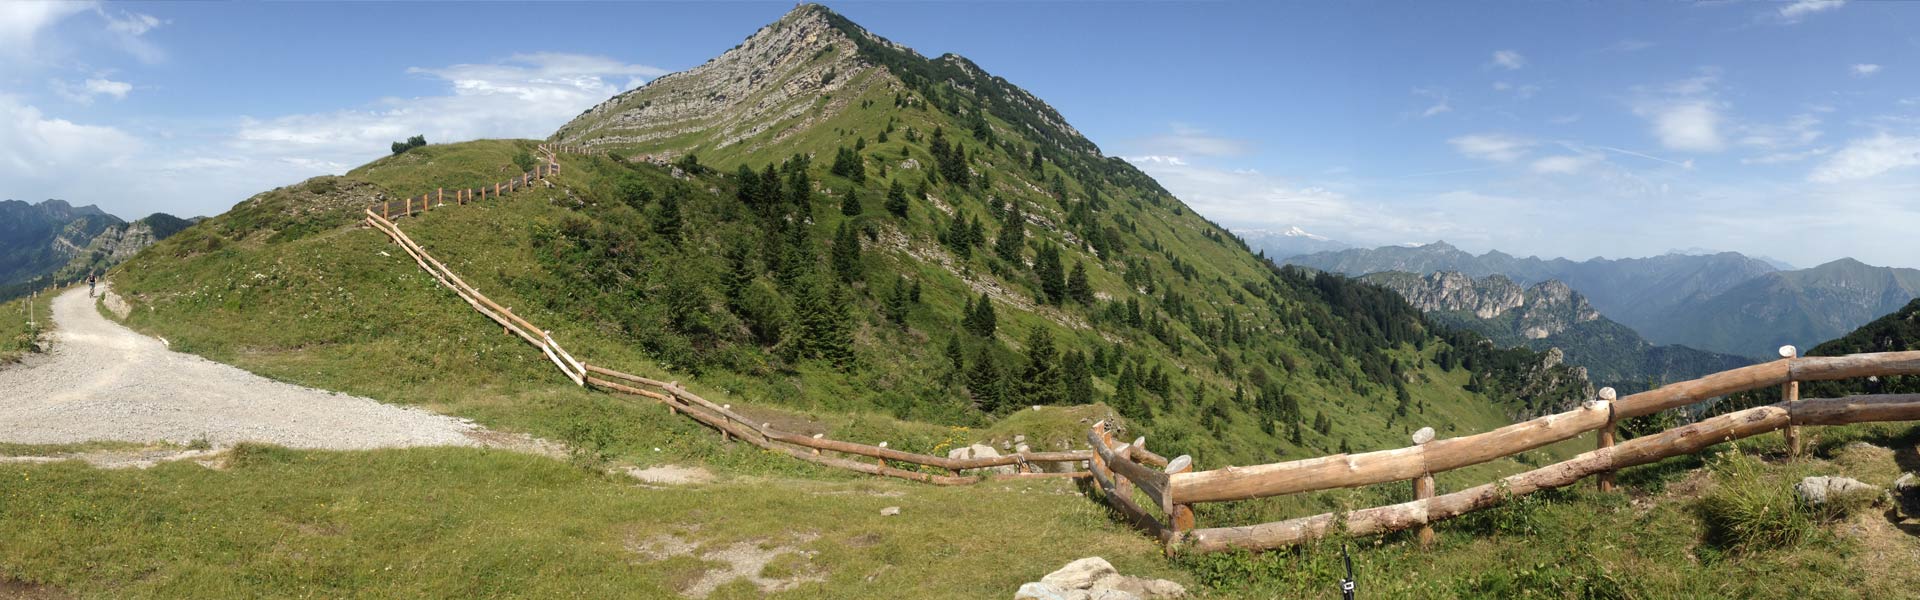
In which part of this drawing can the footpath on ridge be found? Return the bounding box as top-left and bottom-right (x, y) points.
(0, 285), (549, 455)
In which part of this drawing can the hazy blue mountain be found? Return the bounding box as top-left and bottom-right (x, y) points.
(1362, 271), (1754, 391)
(1288, 241), (1779, 341)
(0, 199), (194, 300)
(1648, 258), (1920, 358)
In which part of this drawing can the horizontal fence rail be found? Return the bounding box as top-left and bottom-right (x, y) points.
(360, 153), (1118, 484)
(1181, 393), (1920, 553)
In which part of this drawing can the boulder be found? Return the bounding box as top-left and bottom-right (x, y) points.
(1014, 557), (1184, 600)
(880, 506), (901, 517)
(947, 443), (1017, 475)
(1895, 473), (1920, 519)
(1794, 476), (1882, 507)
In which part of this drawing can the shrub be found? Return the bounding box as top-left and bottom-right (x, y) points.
(1695, 452), (1813, 553)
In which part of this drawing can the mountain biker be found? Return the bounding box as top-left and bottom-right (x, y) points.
(87, 273), (97, 298)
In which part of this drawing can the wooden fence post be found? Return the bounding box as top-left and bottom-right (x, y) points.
(1412, 426), (1436, 548)
(1167, 454), (1196, 542)
(1781, 345), (1801, 457)
(1596, 387), (1618, 493)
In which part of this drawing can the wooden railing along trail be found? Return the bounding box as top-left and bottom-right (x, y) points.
(361, 148), (1136, 484)
(363, 146), (1920, 555)
(1085, 348), (1920, 554)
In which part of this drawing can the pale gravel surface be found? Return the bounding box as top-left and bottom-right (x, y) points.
(0, 284), (506, 451)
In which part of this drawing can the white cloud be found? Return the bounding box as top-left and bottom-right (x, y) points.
(92, 6), (165, 64)
(0, 93), (141, 178)
(1851, 63), (1881, 77)
(0, 1), (92, 59)
(51, 77), (132, 104)
(1492, 81), (1540, 100)
(1490, 50), (1527, 70)
(1123, 155), (1188, 166)
(1124, 124), (1252, 158)
(1411, 87), (1450, 118)
(1808, 133), (1920, 183)
(1777, 0), (1845, 23)
(1735, 113), (1821, 151)
(1449, 134), (1534, 162)
(1742, 147), (1831, 165)
(1531, 153), (1604, 175)
(233, 53), (665, 168)
(1632, 72), (1727, 153)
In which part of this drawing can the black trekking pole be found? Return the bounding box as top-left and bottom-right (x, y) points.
(1340, 543), (1356, 600)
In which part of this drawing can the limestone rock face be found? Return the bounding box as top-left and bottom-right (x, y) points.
(554, 6), (878, 158)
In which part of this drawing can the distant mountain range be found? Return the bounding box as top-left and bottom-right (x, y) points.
(1290, 242), (1920, 359)
(0, 199), (196, 300)
(1237, 226), (1348, 260)
(1360, 271), (1754, 392)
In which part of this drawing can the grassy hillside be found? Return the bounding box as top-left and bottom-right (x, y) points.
(1, 286), (57, 364)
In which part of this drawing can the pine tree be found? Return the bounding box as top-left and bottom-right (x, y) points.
(786, 166), (812, 208)
(1066, 262), (1093, 305)
(945, 335), (966, 376)
(1034, 242), (1065, 305)
(963, 292), (996, 338)
(884, 276), (911, 326)
(794, 275), (855, 371)
(1113, 363), (1144, 420)
(968, 346), (1007, 413)
(1019, 328), (1063, 406)
(1062, 349), (1093, 405)
(840, 186), (861, 216)
(884, 179), (908, 218)
(653, 189), (683, 238)
(994, 205), (1024, 263)
(830, 222), (861, 283)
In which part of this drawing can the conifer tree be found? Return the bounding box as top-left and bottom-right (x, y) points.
(884, 276), (911, 326)
(1019, 328), (1063, 406)
(1034, 242), (1065, 305)
(832, 186), (856, 217)
(653, 189), (683, 239)
(994, 206), (1024, 263)
(1062, 349), (1093, 405)
(885, 179), (908, 218)
(963, 292), (996, 338)
(830, 222), (861, 283)
(1066, 262), (1093, 305)
(968, 346), (1007, 413)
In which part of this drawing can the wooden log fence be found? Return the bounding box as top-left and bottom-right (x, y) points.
(1079, 348), (1920, 554)
(371, 144), (564, 221)
(351, 144), (1920, 556)
(360, 157), (1114, 485)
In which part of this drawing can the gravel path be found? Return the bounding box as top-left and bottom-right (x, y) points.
(0, 285), (502, 450)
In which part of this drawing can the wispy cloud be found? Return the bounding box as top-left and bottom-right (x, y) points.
(50, 77), (132, 104)
(1491, 81), (1540, 100)
(1809, 133), (1920, 183)
(1601, 39), (1655, 53)
(1450, 133), (1534, 162)
(1531, 153), (1604, 175)
(1632, 71), (1726, 153)
(1411, 87), (1450, 118)
(1775, 0), (1845, 24)
(1489, 49), (1526, 70)
(1850, 63), (1881, 77)
(1124, 124), (1253, 158)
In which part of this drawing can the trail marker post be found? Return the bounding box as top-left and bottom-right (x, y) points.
(1781, 345), (1801, 457)
(1595, 387), (1618, 493)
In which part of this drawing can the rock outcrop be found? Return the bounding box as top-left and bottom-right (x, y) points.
(1014, 557), (1185, 600)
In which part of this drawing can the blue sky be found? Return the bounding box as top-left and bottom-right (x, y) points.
(2, 1), (1916, 268)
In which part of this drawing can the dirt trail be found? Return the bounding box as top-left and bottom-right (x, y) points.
(0, 285), (531, 453)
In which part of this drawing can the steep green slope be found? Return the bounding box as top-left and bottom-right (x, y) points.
(1804, 297), (1920, 398)
(114, 6), (1588, 474)
(1363, 271), (1753, 392)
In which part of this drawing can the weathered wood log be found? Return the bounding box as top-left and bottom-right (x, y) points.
(1089, 425), (1172, 515)
(1781, 345), (1802, 457)
(1171, 352), (1920, 505)
(1182, 394), (1920, 553)
(1596, 387), (1618, 493)
(1171, 401), (1609, 504)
